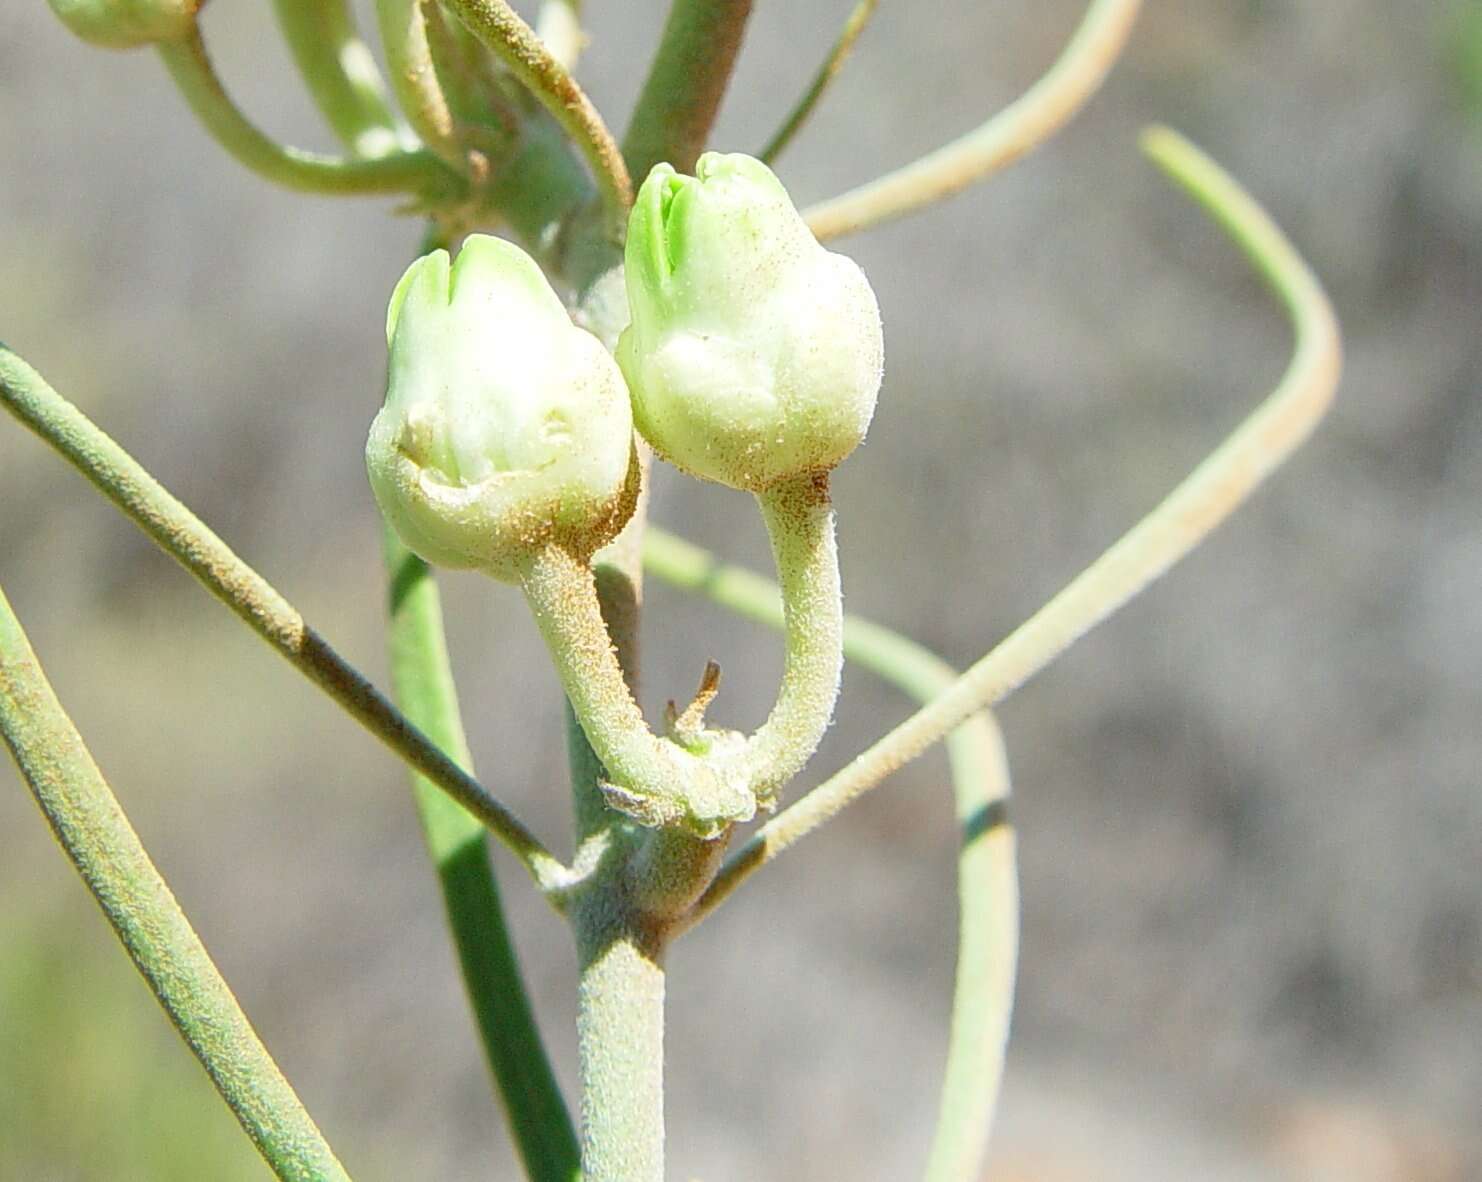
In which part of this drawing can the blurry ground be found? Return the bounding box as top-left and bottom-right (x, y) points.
(2, 1), (1480, 1179)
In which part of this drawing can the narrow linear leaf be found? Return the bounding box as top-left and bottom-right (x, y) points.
(804, 0), (1142, 240)
(0, 345), (565, 888)
(0, 583), (351, 1182)
(759, 0), (878, 165)
(158, 25), (458, 197)
(271, 0), (407, 158)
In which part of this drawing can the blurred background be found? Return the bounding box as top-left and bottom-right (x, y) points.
(2, 1), (1479, 1178)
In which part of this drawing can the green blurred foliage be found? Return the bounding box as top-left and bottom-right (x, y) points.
(1446, 0), (1482, 117)
(0, 915), (264, 1181)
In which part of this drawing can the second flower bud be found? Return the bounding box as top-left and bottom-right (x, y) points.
(618, 152), (884, 492)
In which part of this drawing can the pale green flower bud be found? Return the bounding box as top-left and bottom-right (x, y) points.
(46, 0), (202, 48)
(618, 152), (883, 492)
(367, 235), (638, 581)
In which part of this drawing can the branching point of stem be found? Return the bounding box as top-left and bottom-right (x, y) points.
(520, 543), (753, 837)
(441, 0), (631, 228)
(642, 526), (1019, 1178)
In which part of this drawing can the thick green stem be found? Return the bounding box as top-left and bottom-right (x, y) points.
(555, 436), (676, 1182)
(572, 903), (666, 1182)
(487, 121), (595, 262)
(158, 27), (459, 198)
(743, 472), (843, 805)
(0, 584), (350, 1182)
(0, 345), (563, 887)
(520, 544), (751, 836)
(622, 0), (755, 178)
(384, 536), (580, 1182)
(271, 0), (406, 158)
(621, 0), (752, 179)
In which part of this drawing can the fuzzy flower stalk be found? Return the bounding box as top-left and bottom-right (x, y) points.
(619, 153), (884, 803)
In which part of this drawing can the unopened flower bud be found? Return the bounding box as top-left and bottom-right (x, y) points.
(46, 0), (202, 49)
(618, 152), (883, 492)
(367, 235), (637, 581)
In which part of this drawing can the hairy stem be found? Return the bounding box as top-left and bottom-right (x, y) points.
(271, 0), (406, 158)
(742, 472), (843, 804)
(622, 0), (755, 178)
(423, 1), (520, 134)
(0, 584), (350, 1182)
(158, 26), (458, 198)
(442, 0), (632, 229)
(572, 904), (666, 1182)
(700, 125), (1341, 909)
(520, 544), (751, 835)
(0, 346), (564, 888)
(804, 0), (1142, 241)
(551, 421), (677, 1180)
(384, 536), (580, 1181)
(568, 562), (642, 841)
(758, 0), (878, 165)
